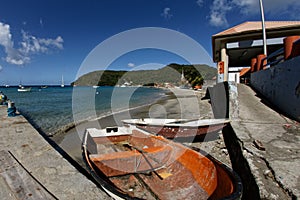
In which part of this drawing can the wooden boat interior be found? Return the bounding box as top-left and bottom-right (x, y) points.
(83, 127), (241, 200)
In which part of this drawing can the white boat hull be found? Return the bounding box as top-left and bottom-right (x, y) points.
(18, 87), (31, 92)
(122, 118), (230, 139)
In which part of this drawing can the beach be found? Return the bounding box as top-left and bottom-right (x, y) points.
(52, 87), (232, 168)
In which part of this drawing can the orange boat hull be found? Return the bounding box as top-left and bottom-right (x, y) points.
(82, 127), (242, 200)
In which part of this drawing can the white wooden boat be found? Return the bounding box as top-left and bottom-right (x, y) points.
(17, 86), (31, 92)
(122, 118), (230, 139)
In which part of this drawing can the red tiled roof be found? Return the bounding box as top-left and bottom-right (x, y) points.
(214, 21), (300, 37)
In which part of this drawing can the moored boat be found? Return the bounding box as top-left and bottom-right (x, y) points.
(17, 86), (32, 92)
(82, 126), (242, 200)
(122, 118), (230, 139)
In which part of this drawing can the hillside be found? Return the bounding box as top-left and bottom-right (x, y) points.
(72, 64), (217, 87)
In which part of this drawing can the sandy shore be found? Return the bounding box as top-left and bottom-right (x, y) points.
(52, 87), (231, 168)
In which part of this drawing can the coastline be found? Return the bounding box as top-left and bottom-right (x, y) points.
(51, 87), (231, 168)
(50, 89), (174, 143)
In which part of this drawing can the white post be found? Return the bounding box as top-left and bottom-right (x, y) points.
(221, 47), (228, 82)
(259, 0), (267, 56)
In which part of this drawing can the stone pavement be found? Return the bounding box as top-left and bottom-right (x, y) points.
(0, 106), (111, 200)
(229, 84), (299, 199)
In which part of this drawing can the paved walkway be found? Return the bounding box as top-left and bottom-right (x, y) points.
(231, 84), (300, 199)
(0, 106), (111, 200)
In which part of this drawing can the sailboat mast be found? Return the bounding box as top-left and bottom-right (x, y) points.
(61, 75), (65, 87)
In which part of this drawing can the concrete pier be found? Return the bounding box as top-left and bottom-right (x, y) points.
(224, 84), (300, 199)
(0, 106), (111, 199)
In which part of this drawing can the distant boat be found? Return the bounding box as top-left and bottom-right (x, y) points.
(18, 86), (31, 92)
(61, 75), (64, 87)
(120, 80), (132, 87)
(122, 118), (230, 139)
(92, 85), (99, 88)
(82, 126), (242, 199)
(40, 85), (48, 89)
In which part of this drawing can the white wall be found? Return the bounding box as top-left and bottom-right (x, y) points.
(229, 73), (240, 83)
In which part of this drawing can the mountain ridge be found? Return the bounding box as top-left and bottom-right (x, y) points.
(72, 63), (217, 87)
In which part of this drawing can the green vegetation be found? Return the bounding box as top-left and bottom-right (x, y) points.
(72, 64), (216, 87)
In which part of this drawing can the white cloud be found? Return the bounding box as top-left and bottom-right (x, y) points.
(208, 0), (300, 27)
(20, 31), (63, 55)
(196, 0), (204, 7)
(209, 0), (232, 27)
(0, 23), (13, 48)
(6, 47), (30, 65)
(161, 7), (173, 20)
(127, 63), (135, 67)
(232, 0), (258, 15)
(258, 0), (300, 17)
(0, 22), (63, 65)
(0, 22), (27, 65)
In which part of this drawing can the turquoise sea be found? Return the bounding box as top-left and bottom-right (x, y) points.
(0, 86), (165, 134)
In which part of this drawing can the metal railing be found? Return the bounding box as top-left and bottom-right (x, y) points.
(263, 38), (300, 68)
(262, 47), (284, 68)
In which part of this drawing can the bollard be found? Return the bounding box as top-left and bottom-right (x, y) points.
(7, 101), (17, 117)
(291, 38), (300, 58)
(251, 58), (257, 73)
(256, 54), (267, 71)
(284, 36), (300, 60)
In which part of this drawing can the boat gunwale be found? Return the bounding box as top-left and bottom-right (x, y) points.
(190, 146), (243, 200)
(122, 118), (231, 128)
(82, 127), (243, 200)
(82, 130), (141, 200)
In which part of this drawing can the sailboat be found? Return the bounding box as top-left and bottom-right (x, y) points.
(61, 75), (65, 87)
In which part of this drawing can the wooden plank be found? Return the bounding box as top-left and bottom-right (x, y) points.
(0, 150), (56, 200)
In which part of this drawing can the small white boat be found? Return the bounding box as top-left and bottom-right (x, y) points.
(122, 118), (230, 139)
(92, 85), (99, 88)
(18, 86), (31, 92)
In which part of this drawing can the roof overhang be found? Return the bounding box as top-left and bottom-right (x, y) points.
(212, 21), (300, 67)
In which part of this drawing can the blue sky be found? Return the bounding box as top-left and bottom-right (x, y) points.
(0, 0), (299, 85)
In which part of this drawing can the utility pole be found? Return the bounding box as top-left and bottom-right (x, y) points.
(259, 0), (267, 56)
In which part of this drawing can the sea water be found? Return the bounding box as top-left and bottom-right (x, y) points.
(0, 86), (165, 134)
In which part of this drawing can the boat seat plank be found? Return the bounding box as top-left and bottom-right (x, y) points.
(89, 146), (172, 177)
(92, 135), (131, 144)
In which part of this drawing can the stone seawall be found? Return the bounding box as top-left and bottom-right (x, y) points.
(0, 105), (111, 199)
